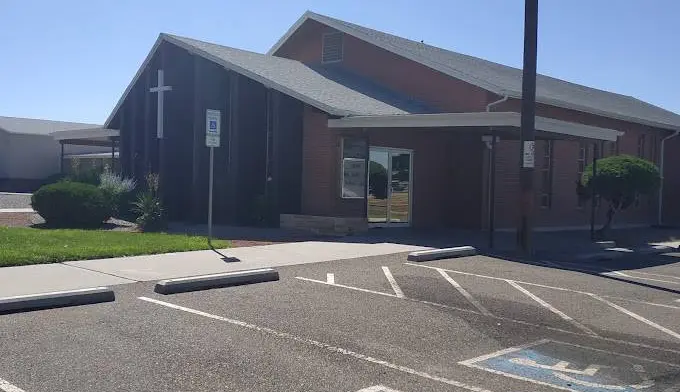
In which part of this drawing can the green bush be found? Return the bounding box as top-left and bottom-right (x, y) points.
(579, 155), (660, 233)
(99, 170), (137, 219)
(132, 173), (166, 232)
(31, 181), (111, 228)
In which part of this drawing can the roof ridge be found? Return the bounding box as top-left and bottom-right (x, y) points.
(163, 33), (302, 65)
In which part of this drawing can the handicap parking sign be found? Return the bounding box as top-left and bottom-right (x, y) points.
(459, 339), (680, 391)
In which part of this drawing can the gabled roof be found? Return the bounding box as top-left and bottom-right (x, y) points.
(104, 34), (430, 127)
(269, 11), (680, 131)
(0, 116), (100, 136)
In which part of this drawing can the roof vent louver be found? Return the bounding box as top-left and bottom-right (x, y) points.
(322, 32), (343, 63)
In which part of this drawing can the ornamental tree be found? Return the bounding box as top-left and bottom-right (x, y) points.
(577, 154), (660, 233)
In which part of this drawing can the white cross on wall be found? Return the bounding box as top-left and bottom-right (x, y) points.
(149, 69), (172, 139)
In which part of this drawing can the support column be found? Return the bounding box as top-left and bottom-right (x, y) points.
(488, 131), (498, 248)
(590, 142), (600, 240)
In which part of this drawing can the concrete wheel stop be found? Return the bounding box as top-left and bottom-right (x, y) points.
(0, 287), (115, 314)
(154, 268), (280, 294)
(407, 246), (477, 262)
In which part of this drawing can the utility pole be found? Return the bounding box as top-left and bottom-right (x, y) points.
(518, 0), (539, 254)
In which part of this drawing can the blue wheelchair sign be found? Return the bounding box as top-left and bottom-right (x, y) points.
(460, 339), (679, 392)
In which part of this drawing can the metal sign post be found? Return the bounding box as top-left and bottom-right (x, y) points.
(205, 109), (221, 249)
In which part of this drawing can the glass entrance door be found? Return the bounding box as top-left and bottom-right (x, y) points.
(367, 147), (412, 226)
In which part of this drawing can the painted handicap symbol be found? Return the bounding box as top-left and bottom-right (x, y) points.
(509, 357), (653, 390)
(460, 339), (680, 392)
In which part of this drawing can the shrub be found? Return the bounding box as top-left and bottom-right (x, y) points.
(99, 170), (137, 219)
(132, 173), (166, 232)
(67, 157), (101, 185)
(578, 155), (660, 233)
(31, 181), (111, 228)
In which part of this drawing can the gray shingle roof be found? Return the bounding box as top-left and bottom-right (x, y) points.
(270, 11), (680, 130)
(164, 34), (428, 116)
(0, 116), (101, 136)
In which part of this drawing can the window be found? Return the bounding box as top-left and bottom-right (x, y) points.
(340, 137), (366, 198)
(539, 140), (554, 208)
(577, 143), (589, 208)
(322, 32), (343, 63)
(637, 134), (646, 158)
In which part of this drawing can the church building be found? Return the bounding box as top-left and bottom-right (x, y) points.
(101, 11), (680, 234)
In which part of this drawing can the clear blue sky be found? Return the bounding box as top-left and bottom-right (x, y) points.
(1, 0), (678, 124)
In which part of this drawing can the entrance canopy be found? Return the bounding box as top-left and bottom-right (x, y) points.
(328, 111), (623, 141)
(51, 127), (119, 147)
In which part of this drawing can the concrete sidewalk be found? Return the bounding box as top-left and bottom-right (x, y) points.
(0, 241), (429, 297)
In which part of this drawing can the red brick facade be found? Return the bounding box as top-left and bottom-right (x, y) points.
(280, 20), (676, 230)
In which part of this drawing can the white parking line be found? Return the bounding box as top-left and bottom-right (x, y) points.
(627, 271), (680, 281)
(506, 280), (599, 336)
(589, 294), (680, 342)
(405, 263), (680, 311)
(436, 269), (491, 316)
(294, 276), (680, 355)
(608, 271), (680, 285)
(0, 377), (27, 392)
(382, 266), (405, 298)
(138, 297), (492, 392)
(356, 385), (403, 392)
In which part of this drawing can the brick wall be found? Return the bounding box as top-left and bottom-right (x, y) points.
(281, 20), (676, 229)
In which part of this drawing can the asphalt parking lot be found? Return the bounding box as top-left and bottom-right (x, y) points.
(0, 252), (679, 392)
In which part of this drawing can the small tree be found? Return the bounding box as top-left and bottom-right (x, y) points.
(578, 155), (660, 234)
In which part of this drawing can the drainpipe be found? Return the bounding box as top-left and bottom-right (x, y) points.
(658, 129), (680, 226)
(485, 94), (508, 247)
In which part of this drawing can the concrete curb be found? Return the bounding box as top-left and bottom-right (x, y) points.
(0, 287), (115, 314)
(154, 268), (280, 294)
(595, 241), (616, 249)
(407, 246), (477, 262)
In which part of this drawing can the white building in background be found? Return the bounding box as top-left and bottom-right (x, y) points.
(0, 116), (118, 192)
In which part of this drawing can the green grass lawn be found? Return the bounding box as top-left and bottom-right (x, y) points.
(0, 227), (230, 267)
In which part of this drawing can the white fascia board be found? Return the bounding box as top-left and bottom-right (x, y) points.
(328, 112), (516, 129)
(328, 112), (622, 141)
(535, 116), (622, 142)
(51, 128), (119, 141)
